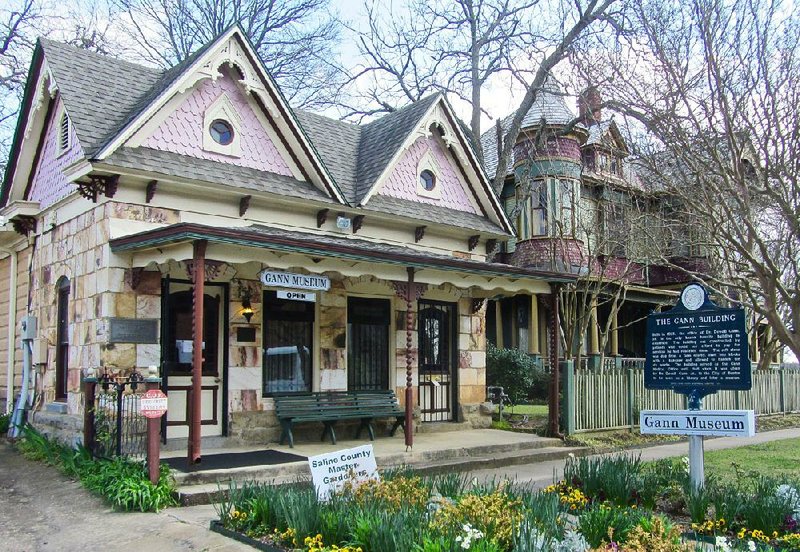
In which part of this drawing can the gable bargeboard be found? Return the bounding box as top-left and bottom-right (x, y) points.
(139, 68), (297, 178)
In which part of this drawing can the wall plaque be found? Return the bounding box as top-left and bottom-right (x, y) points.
(109, 318), (159, 344)
(645, 284), (750, 393)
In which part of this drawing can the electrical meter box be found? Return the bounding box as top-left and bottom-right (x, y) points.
(20, 315), (37, 340)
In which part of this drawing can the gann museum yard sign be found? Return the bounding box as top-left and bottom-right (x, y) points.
(645, 283), (751, 396)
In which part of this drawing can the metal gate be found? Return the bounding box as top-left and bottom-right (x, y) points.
(88, 370), (148, 460)
(418, 300), (457, 422)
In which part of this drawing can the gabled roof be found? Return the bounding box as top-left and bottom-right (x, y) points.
(3, 30), (512, 236)
(38, 39), (163, 157)
(356, 95), (440, 200)
(585, 119), (630, 155)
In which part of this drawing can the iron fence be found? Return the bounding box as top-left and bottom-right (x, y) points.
(88, 370), (148, 460)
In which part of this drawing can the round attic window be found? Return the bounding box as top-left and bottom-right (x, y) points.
(209, 119), (234, 146)
(419, 169), (436, 192)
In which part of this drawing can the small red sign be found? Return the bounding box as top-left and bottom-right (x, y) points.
(140, 389), (168, 418)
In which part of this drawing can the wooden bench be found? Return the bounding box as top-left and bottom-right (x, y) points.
(274, 390), (406, 448)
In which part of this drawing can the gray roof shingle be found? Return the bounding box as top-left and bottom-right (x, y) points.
(103, 147), (332, 202)
(365, 195), (506, 235)
(356, 95), (439, 200)
(36, 39), (508, 234)
(40, 39), (163, 157)
(294, 110), (362, 202)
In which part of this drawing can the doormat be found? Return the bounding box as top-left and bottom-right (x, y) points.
(163, 449), (307, 472)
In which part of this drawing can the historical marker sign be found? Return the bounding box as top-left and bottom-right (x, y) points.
(645, 283), (750, 393)
(109, 318), (159, 344)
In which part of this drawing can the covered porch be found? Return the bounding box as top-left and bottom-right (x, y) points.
(108, 222), (561, 464)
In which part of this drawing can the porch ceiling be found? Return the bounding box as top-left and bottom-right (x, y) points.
(109, 222), (572, 292)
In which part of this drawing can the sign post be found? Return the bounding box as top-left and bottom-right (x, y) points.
(140, 370), (167, 485)
(644, 283), (751, 490)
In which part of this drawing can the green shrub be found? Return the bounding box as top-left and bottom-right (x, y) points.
(578, 504), (643, 548)
(0, 411), (10, 434)
(15, 424), (176, 512)
(486, 344), (547, 404)
(564, 453), (644, 507)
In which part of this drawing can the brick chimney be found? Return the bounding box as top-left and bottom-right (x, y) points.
(578, 86), (602, 123)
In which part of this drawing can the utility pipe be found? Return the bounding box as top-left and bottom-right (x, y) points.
(0, 246), (18, 414)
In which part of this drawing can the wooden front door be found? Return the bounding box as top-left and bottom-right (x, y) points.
(418, 300), (458, 422)
(162, 281), (227, 439)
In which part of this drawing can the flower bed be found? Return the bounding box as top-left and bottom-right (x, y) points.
(212, 457), (800, 551)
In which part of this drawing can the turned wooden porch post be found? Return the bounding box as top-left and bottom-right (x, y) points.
(405, 267), (415, 449)
(188, 240), (206, 464)
(548, 284), (562, 437)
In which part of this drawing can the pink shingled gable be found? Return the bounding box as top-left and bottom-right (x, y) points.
(378, 134), (478, 213)
(142, 71), (293, 176)
(27, 98), (83, 209)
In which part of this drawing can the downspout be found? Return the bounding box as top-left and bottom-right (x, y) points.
(0, 246), (18, 414)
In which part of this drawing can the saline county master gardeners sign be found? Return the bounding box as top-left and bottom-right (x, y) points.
(645, 283), (751, 394)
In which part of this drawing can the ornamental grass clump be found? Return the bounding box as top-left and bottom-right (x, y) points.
(341, 474), (430, 512)
(430, 489), (523, 549)
(563, 453), (643, 507)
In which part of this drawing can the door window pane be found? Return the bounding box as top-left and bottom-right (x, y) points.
(263, 291), (314, 395)
(347, 298), (390, 390)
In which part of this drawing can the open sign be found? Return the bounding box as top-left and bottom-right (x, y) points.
(277, 290), (316, 302)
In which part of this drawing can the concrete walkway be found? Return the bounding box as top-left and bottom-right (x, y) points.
(1, 428), (798, 551)
(468, 427), (800, 489)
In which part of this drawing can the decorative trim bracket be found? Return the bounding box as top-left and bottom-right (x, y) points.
(485, 239), (497, 255)
(185, 259), (227, 281)
(126, 267), (145, 290)
(468, 235), (480, 251)
(471, 298), (486, 314)
(352, 215), (365, 234)
(78, 174), (119, 203)
(146, 180), (158, 203)
(316, 209), (329, 228)
(11, 215), (37, 236)
(239, 195), (251, 217)
(392, 281), (427, 301)
(415, 226), (426, 243)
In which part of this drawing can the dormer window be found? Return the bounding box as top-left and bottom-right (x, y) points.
(58, 111), (70, 155)
(209, 119), (234, 146)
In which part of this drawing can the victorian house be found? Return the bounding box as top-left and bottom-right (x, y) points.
(480, 82), (773, 370)
(0, 26), (575, 450)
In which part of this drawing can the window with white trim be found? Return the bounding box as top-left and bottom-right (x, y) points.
(416, 149), (441, 199)
(203, 94), (242, 156)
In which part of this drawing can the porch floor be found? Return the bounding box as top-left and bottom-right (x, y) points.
(164, 428), (581, 506)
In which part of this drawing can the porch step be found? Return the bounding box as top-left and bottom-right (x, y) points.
(415, 421), (473, 434)
(173, 440), (587, 506)
(162, 436), (238, 453)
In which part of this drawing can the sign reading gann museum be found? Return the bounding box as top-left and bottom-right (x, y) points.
(645, 283), (751, 393)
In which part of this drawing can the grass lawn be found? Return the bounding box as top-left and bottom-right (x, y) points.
(704, 438), (800, 481)
(504, 403), (548, 416)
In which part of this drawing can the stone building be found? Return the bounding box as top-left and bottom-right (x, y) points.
(0, 26), (570, 450)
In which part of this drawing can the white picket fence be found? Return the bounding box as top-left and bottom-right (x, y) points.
(569, 367), (800, 433)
